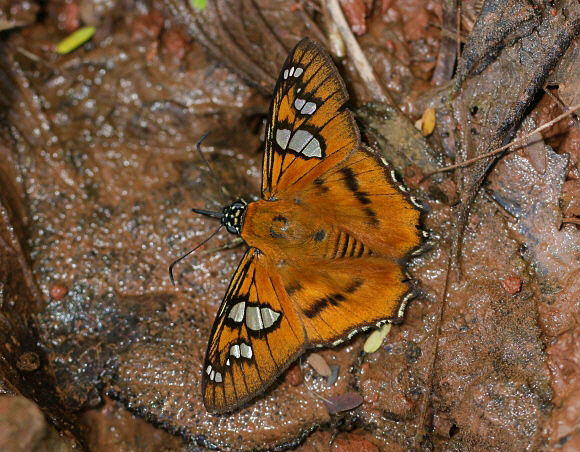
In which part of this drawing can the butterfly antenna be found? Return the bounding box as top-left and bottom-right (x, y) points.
(169, 225), (224, 285)
(195, 131), (228, 205)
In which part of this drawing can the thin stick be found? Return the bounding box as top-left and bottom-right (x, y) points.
(424, 103), (580, 178)
(542, 86), (580, 127)
(456, 0), (461, 64)
(412, 247), (453, 450)
(326, 0), (393, 105)
(562, 217), (580, 225)
(14, 46), (62, 73)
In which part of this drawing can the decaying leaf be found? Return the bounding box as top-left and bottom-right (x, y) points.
(323, 392), (363, 414)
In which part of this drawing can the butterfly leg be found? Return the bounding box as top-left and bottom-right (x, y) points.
(199, 237), (245, 255)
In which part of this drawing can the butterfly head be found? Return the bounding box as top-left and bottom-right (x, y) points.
(221, 199), (247, 235)
(192, 199), (247, 235)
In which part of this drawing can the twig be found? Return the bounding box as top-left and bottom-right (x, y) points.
(456, 0), (461, 64)
(14, 46), (62, 73)
(326, 0), (393, 105)
(542, 85), (580, 128)
(423, 102), (580, 178)
(562, 217), (580, 225)
(412, 247), (453, 450)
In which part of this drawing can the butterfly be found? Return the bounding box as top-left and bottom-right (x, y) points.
(178, 38), (424, 414)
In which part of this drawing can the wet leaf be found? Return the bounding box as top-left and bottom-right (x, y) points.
(323, 392), (363, 414)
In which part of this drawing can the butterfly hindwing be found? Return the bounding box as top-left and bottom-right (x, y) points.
(241, 148), (421, 348)
(278, 257), (412, 346)
(262, 38), (360, 199)
(202, 248), (306, 413)
(264, 149), (421, 346)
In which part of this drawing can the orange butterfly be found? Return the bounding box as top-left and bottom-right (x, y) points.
(177, 38), (424, 414)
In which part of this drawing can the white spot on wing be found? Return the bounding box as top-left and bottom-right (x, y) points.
(260, 307), (281, 328)
(294, 98), (306, 110)
(230, 344), (241, 358)
(294, 67), (303, 77)
(228, 302), (246, 323)
(283, 69), (289, 79)
(206, 365), (212, 375)
(210, 370), (215, 381)
(289, 67), (295, 77)
(302, 137), (322, 158)
(246, 306), (264, 331)
(301, 102), (317, 115)
(240, 343), (253, 359)
(276, 129), (291, 150)
(288, 129), (312, 153)
(215, 372), (222, 383)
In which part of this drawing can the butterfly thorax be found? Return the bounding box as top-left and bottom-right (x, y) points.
(222, 200), (247, 235)
(241, 199), (347, 261)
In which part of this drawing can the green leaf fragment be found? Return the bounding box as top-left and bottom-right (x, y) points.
(191, 0), (207, 10)
(56, 26), (97, 55)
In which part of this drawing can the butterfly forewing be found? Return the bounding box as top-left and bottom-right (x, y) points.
(202, 248), (306, 413)
(262, 39), (359, 199)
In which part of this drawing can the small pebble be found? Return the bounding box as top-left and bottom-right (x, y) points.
(50, 284), (68, 300)
(17, 352), (40, 372)
(0, 396), (46, 451)
(502, 275), (522, 294)
(284, 362), (303, 386)
(327, 364), (340, 386)
(421, 108), (436, 136)
(307, 353), (332, 377)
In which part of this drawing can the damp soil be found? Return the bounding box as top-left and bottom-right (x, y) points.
(0, 0), (579, 451)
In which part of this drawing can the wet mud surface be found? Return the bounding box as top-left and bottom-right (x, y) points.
(0, 0), (579, 451)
